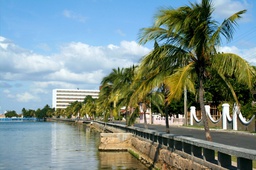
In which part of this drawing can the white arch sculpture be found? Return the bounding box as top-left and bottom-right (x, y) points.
(190, 105), (221, 126)
(190, 103), (255, 131)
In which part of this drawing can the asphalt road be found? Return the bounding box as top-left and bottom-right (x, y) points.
(113, 122), (256, 150)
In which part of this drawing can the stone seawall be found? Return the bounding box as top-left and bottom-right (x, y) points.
(99, 133), (132, 151)
(98, 132), (209, 170)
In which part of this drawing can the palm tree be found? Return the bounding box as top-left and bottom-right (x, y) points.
(71, 101), (82, 119)
(64, 104), (73, 118)
(113, 66), (137, 125)
(133, 42), (194, 133)
(82, 95), (97, 120)
(139, 0), (255, 141)
(98, 67), (125, 121)
(97, 83), (113, 121)
(98, 67), (135, 122)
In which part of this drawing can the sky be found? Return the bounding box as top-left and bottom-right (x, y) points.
(0, 0), (256, 113)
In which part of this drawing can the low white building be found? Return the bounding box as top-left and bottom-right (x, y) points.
(52, 89), (100, 110)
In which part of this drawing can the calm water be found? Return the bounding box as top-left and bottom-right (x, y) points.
(0, 122), (148, 170)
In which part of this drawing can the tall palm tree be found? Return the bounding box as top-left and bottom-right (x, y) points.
(133, 42), (195, 133)
(98, 68), (124, 121)
(70, 101), (82, 119)
(98, 66), (136, 122)
(139, 0), (255, 141)
(97, 83), (113, 121)
(117, 66), (138, 125)
(80, 95), (97, 119)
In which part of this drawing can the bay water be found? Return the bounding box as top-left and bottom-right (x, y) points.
(0, 121), (148, 170)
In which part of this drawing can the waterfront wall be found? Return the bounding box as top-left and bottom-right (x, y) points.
(98, 132), (208, 170)
(94, 121), (256, 170)
(99, 133), (132, 151)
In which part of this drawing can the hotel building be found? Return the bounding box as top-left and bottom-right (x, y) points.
(52, 89), (100, 109)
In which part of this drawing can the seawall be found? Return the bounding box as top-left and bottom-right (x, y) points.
(93, 121), (256, 170)
(99, 133), (210, 170)
(94, 122), (210, 170)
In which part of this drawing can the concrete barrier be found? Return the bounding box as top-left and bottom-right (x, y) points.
(94, 121), (256, 170)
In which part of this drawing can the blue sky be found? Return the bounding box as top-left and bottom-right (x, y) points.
(0, 0), (256, 113)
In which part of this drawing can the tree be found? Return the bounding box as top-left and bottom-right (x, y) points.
(35, 104), (53, 119)
(54, 108), (65, 118)
(5, 110), (18, 118)
(64, 105), (73, 118)
(139, 0), (255, 141)
(71, 101), (82, 118)
(22, 108), (35, 117)
(97, 66), (137, 123)
(132, 41), (195, 133)
(81, 95), (97, 119)
(117, 66), (138, 125)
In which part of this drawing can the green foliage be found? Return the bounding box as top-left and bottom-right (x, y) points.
(5, 110), (19, 118)
(64, 106), (73, 118)
(54, 108), (63, 118)
(127, 107), (139, 126)
(241, 100), (256, 119)
(128, 149), (139, 159)
(35, 104), (54, 119)
(22, 108), (35, 117)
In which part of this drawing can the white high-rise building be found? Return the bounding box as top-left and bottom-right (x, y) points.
(52, 89), (100, 109)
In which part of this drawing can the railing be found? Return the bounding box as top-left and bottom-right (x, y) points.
(95, 121), (256, 170)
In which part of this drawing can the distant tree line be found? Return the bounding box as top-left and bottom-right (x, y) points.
(4, 104), (54, 119)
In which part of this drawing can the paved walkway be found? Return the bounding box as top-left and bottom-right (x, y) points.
(113, 121), (256, 150)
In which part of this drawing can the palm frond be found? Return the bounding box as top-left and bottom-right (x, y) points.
(210, 10), (246, 45)
(212, 53), (256, 89)
(164, 62), (196, 103)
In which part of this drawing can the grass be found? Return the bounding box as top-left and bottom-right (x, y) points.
(232, 156), (256, 169)
(128, 149), (139, 159)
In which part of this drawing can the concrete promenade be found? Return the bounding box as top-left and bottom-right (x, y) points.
(113, 121), (256, 150)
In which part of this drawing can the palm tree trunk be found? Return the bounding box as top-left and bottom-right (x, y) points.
(125, 107), (128, 126)
(143, 111), (148, 129)
(165, 101), (170, 133)
(142, 103), (148, 129)
(199, 78), (212, 141)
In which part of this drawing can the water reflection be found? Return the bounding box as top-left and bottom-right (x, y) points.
(0, 122), (148, 170)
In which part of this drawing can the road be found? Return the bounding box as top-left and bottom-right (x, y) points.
(113, 121), (256, 150)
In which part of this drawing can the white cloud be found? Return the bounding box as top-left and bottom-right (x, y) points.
(0, 37), (61, 79)
(218, 46), (256, 65)
(33, 81), (78, 89)
(0, 36), (150, 90)
(108, 44), (119, 50)
(13, 53), (60, 73)
(46, 68), (104, 83)
(212, 0), (250, 20)
(16, 92), (39, 102)
(55, 41), (150, 74)
(120, 40), (150, 56)
(0, 36), (151, 111)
